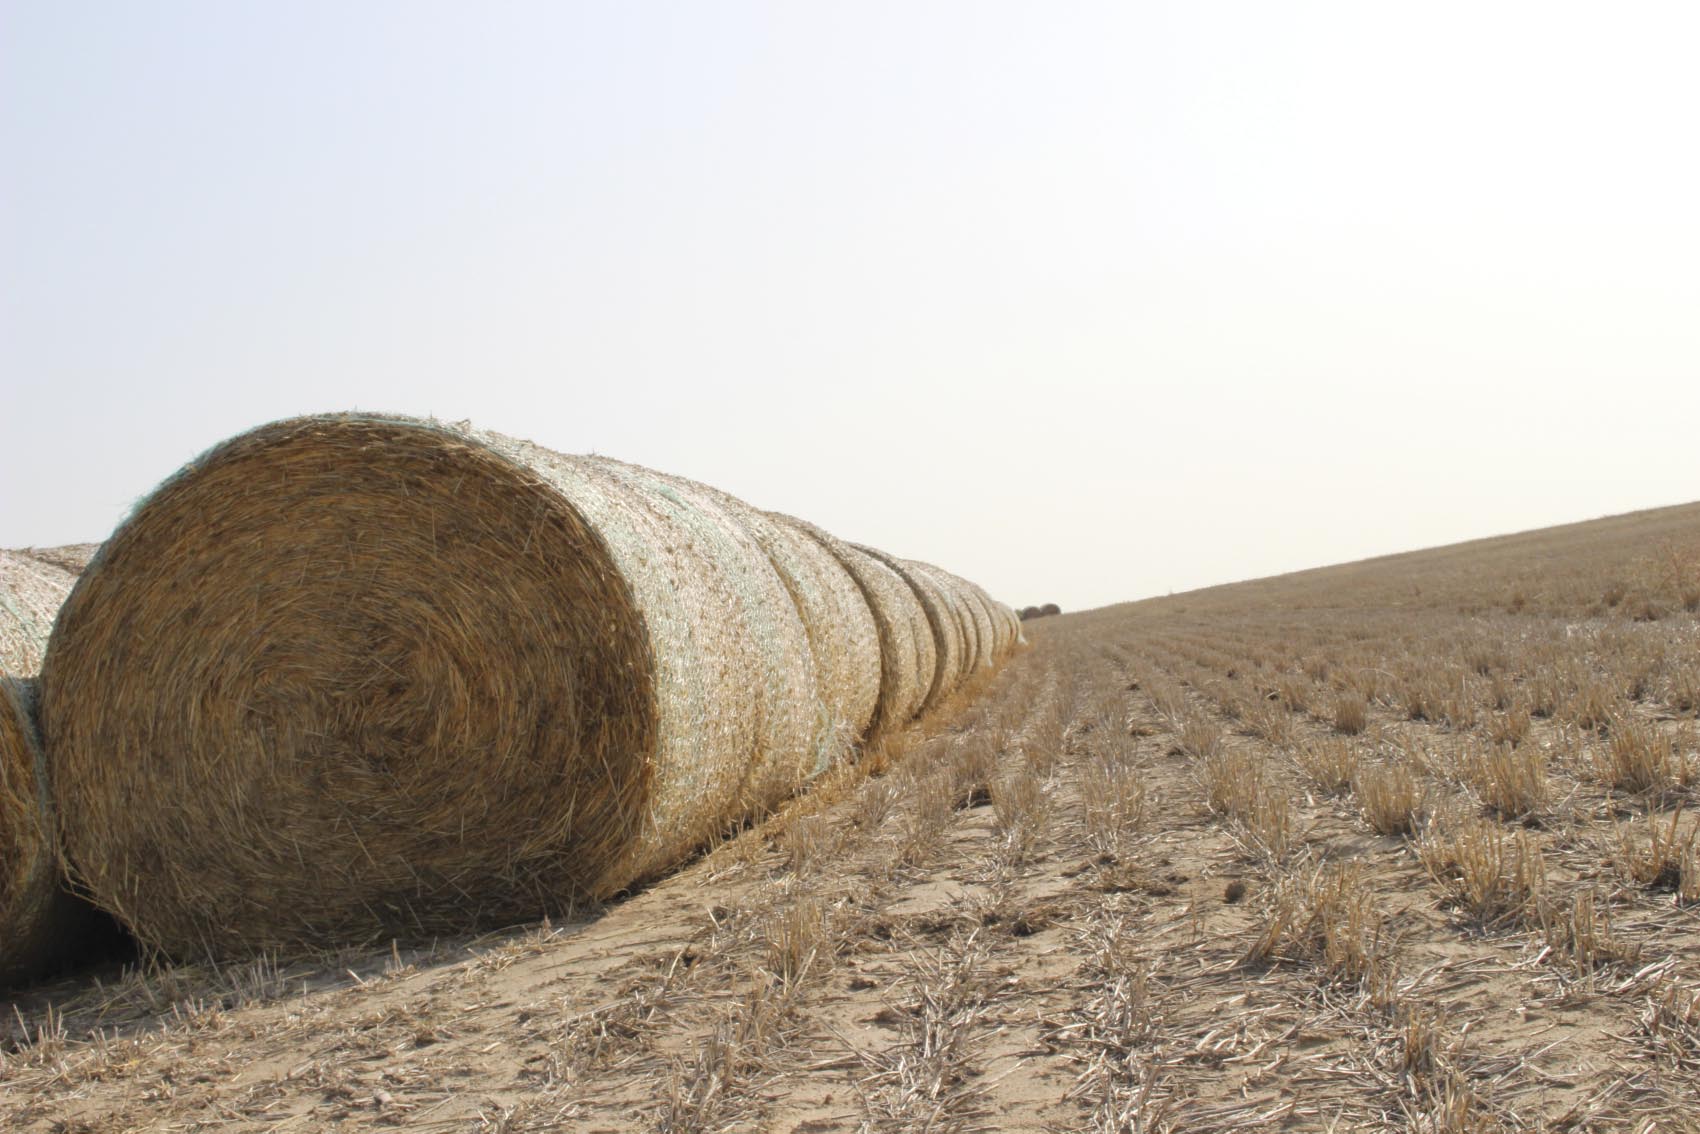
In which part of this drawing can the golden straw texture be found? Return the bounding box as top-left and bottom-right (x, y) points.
(1, 551), (81, 984)
(42, 414), (1022, 958)
(717, 505), (881, 750)
(594, 466), (879, 760)
(23, 544), (100, 577)
(853, 547), (966, 712)
(48, 416), (807, 955)
(907, 559), (984, 683)
(775, 517), (933, 735)
(572, 456), (822, 832)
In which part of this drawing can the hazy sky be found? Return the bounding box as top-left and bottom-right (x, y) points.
(4, 2), (1697, 612)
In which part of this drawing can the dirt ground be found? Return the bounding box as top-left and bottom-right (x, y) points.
(7, 505), (1700, 1132)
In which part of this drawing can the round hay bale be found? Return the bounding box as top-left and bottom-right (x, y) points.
(954, 574), (999, 671)
(726, 509), (882, 748)
(906, 560), (985, 679)
(579, 456), (834, 802)
(855, 548), (967, 711)
(24, 544), (100, 577)
(993, 593), (1019, 655)
(982, 590), (1014, 658)
(997, 597), (1021, 651)
(964, 582), (1008, 661)
(1, 551), (88, 984)
(589, 472), (879, 759)
(774, 516), (933, 734)
(42, 414), (824, 957)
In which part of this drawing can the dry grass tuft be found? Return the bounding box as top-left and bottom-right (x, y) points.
(1484, 705), (1532, 748)
(1592, 718), (1691, 796)
(1332, 694), (1370, 736)
(763, 895), (825, 987)
(1612, 806), (1700, 902)
(1417, 823), (1543, 928)
(991, 766), (1050, 864)
(1640, 981), (1700, 1070)
(854, 930), (993, 1131)
(658, 984), (790, 1134)
(852, 777), (901, 833)
(1244, 697), (1297, 746)
(1177, 714), (1223, 761)
(1080, 754), (1147, 861)
(1560, 678), (1619, 733)
(1243, 864), (1393, 988)
(1358, 763), (1427, 838)
(1532, 887), (1637, 976)
(1295, 738), (1358, 796)
(1197, 748), (1295, 861)
(1058, 919), (1170, 1132)
(1462, 744), (1547, 822)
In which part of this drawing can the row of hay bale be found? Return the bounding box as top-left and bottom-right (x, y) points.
(3, 414), (1021, 971)
(0, 548), (107, 986)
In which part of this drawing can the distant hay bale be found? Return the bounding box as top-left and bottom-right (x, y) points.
(1020, 606), (1041, 620)
(966, 583), (1014, 660)
(24, 544), (100, 577)
(585, 457), (865, 786)
(992, 592), (1018, 653)
(566, 456), (827, 826)
(42, 414), (838, 957)
(854, 549), (971, 711)
(847, 547), (937, 729)
(957, 578), (999, 671)
(1040, 602), (1062, 617)
(768, 514), (925, 736)
(1, 551), (88, 985)
(907, 561), (988, 677)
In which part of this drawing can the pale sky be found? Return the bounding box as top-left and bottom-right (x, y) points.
(4, 2), (1697, 612)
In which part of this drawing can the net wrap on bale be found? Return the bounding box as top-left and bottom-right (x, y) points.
(41, 413), (1024, 959)
(46, 416), (837, 955)
(774, 516), (934, 735)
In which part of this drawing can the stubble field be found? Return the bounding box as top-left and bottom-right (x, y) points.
(7, 502), (1700, 1132)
